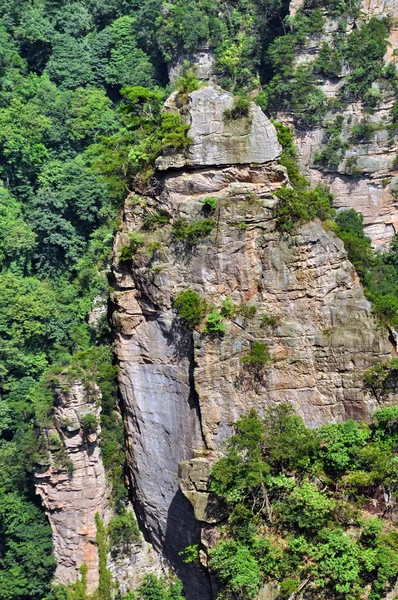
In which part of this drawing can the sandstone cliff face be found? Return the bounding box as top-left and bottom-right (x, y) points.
(35, 382), (108, 594)
(111, 85), (392, 598)
(284, 0), (398, 248)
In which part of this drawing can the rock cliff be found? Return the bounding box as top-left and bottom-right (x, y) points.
(283, 0), (398, 248)
(111, 85), (392, 598)
(35, 382), (108, 594)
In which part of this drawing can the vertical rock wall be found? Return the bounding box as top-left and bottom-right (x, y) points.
(111, 86), (392, 597)
(285, 0), (398, 248)
(35, 383), (108, 594)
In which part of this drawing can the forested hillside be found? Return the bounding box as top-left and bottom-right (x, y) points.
(1, 1), (398, 599)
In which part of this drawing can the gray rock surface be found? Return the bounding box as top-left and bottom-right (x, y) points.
(156, 86), (281, 170)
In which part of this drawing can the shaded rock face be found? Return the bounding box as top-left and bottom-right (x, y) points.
(156, 85), (281, 170)
(35, 383), (108, 594)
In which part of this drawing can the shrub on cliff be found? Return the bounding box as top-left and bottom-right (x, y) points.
(274, 184), (334, 232)
(172, 217), (215, 244)
(208, 405), (398, 600)
(174, 290), (207, 330)
(241, 342), (271, 366)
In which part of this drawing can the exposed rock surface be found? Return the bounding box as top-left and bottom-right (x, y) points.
(35, 382), (108, 594)
(156, 86), (281, 170)
(283, 2), (398, 247)
(111, 87), (392, 600)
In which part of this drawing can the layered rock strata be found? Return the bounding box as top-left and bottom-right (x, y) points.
(284, 0), (398, 247)
(35, 382), (108, 594)
(111, 85), (392, 597)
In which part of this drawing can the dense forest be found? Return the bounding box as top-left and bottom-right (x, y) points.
(1, 0), (398, 599)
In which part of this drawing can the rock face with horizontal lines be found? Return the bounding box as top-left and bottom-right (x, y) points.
(282, 0), (398, 248)
(111, 85), (392, 600)
(35, 382), (108, 594)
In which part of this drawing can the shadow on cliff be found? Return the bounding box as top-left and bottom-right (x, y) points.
(164, 489), (214, 600)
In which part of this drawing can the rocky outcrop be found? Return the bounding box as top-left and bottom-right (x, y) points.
(111, 85), (392, 599)
(283, 1), (398, 247)
(35, 382), (108, 594)
(156, 86), (281, 170)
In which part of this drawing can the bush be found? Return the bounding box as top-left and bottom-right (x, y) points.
(174, 290), (207, 330)
(172, 218), (215, 244)
(241, 342), (271, 366)
(350, 119), (377, 143)
(224, 96), (250, 120)
(119, 233), (145, 262)
(209, 541), (261, 599)
(274, 184), (334, 232)
(108, 510), (140, 557)
(203, 310), (226, 336)
(364, 359), (398, 402)
(142, 211), (170, 231)
(80, 412), (98, 434)
(201, 197), (217, 213)
(261, 314), (280, 329)
(209, 405), (398, 600)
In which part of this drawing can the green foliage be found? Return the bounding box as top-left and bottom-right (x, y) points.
(174, 290), (207, 330)
(224, 96), (250, 120)
(241, 342), (271, 366)
(364, 359), (398, 402)
(172, 217), (215, 244)
(119, 233), (145, 262)
(80, 412), (98, 435)
(136, 575), (184, 600)
(108, 510), (140, 558)
(95, 514), (112, 600)
(209, 541), (261, 599)
(201, 196), (217, 213)
(341, 17), (390, 101)
(209, 405), (398, 600)
(274, 184), (335, 232)
(203, 310), (226, 336)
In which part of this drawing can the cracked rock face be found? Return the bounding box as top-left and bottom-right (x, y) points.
(111, 86), (392, 599)
(111, 161), (390, 561)
(35, 383), (108, 594)
(282, 3), (398, 248)
(156, 85), (281, 170)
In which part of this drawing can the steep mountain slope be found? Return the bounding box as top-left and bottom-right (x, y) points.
(110, 85), (394, 598)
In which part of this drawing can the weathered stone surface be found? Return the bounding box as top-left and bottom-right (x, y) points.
(156, 86), (281, 170)
(112, 157), (391, 576)
(279, 3), (398, 248)
(179, 457), (226, 523)
(35, 383), (108, 594)
(168, 49), (216, 85)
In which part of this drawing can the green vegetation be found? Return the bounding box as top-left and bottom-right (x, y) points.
(203, 310), (226, 336)
(241, 342), (271, 366)
(108, 510), (140, 558)
(201, 196), (218, 213)
(332, 210), (398, 329)
(134, 575), (184, 600)
(95, 514), (112, 600)
(0, 0), (397, 598)
(119, 233), (145, 262)
(364, 359), (398, 402)
(174, 289), (207, 330)
(224, 96), (250, 120)
(80, 413), (98, 436)
(208, 405), (398, 600)
(274, 184), (335, 233)
(172, 217), (215, 245)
